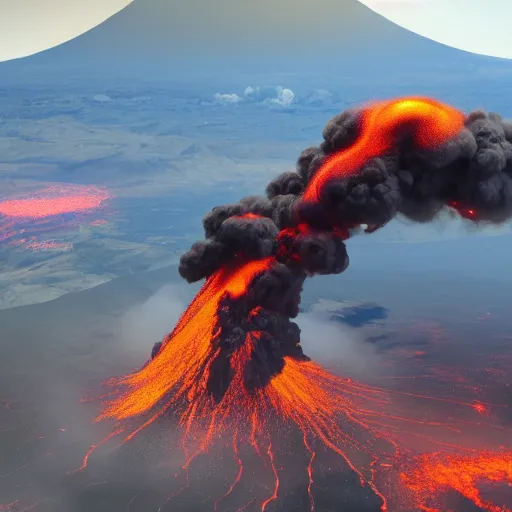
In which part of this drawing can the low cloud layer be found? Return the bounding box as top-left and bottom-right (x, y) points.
(213, 85), (343, 109)
(214, 85), (296, 107)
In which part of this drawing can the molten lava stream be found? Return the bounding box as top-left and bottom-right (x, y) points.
(302, 97), (465, 204)
(401, 451), (512, 512)
(93, 91), (510, 512)
(0, 185), (109, 219)
(96, 257), (393, 508)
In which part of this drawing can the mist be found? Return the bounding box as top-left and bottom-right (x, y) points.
(118, 284), (186, 358)
(298, 311), (380, 376)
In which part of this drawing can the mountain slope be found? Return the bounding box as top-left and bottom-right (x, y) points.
(0, 0), (494, 81)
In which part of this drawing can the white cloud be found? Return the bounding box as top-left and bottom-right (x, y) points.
(213, 85), (341, 108)
(269, 86), (295, 106)
(214, 85), (296, 107)
(244, 85), (255, 97)
(365, 211), (512, 245)
(298, 309), (380, 377)
(302, 88), (336, 106)
(92, 93), (111, 102)
(213, 92), (242, 104)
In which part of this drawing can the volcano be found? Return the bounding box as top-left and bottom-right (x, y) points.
(92, 96), (512, 512)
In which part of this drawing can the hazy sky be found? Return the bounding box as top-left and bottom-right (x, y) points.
(1, 0), (509, 65)
(0, 0), (414, 65)
(0, 0), (131, 61)
(360, 0), (512, 59)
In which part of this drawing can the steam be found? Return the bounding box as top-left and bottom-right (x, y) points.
(119, 284), (185, 357)
(298, 311), (378, 376)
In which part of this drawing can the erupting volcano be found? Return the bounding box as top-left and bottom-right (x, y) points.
(95, 97), (512, 511)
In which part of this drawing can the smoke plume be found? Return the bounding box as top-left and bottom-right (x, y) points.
(165, 97), (512, 401)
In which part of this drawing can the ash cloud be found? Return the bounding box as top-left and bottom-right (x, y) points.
(181, 106), (512, 289)
(170, 99), (512, 401)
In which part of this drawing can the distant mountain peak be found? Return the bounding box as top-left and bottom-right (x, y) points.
(0, 0), (487, 82)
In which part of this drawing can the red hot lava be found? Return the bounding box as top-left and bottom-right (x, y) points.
(401, 451), (512, 512)
(0, 185), (109, 219)
(98, 257), (394, 508)
(301, 97), (464, 204)
(0, 184), (110, 249)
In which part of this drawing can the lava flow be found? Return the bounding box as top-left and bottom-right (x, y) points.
(301, 97), (465, 204)
(401, 451), (512, 512)
(0, 184), (110, 249)
(93, 97), (512, 512)
(99, 257), (393, 510)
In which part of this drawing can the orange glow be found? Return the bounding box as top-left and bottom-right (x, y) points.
(69, 427), (125, 474)
(97, 254), (397, 509)
(472, 402), (488, 415)
(0, 185), (111, 249)
(98, 257), (275, 423)
(0, 185), (109, 219)
(302, 97), (465, 203)
(98, 254), (422, 510)
(401, 451), (512, 512)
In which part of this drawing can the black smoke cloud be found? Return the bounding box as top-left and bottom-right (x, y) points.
(180, 105), (512, 283)
(170, 102), (512, 400)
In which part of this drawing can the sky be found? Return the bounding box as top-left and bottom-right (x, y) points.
(0, 0), (131, 62)
(1, 0), (510, 65)
(0, 0), (419, 65)
(360, 0), (512, 59)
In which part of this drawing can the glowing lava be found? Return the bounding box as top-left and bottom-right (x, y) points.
(97, 256), (510, 512)
(302, 97), (465, 204)
(98, 257), (395, 509)
(0, 184), (110, 249)
(98, 257), (277, 422)
(0, 185), (109, 219)
(402, 451), (512, 512)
